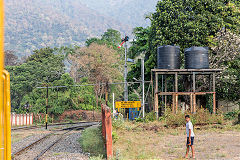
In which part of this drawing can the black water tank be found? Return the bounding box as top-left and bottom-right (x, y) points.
(185, 47), (209, 69)
(157, 45), (180, 69)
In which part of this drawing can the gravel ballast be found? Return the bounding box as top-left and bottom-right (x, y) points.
(11, 123), (98, 159)
(12, 133), (50, 154)
(41, 131), (88, 160)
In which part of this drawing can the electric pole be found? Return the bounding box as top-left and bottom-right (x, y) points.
(141, 58), (145, 118)
(46, 84), (48, 129)
(124, 39), (128, 101)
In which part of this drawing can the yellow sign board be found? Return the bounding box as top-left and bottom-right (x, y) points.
(115, 101), (141, 109)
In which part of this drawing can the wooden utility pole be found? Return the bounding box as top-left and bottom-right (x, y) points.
(105, 82), (109, 105)
(46, 84), (48, 129)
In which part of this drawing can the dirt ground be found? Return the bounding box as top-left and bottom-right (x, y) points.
(58, 110), (101, 122)
(113, 123), (240, 160)
(34, 110), (101, 123)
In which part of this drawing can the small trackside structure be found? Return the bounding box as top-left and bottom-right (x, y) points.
(151, 69), (222, 118)
(101, 104), (113, 159)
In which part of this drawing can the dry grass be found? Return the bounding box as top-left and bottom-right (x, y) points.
(113, 120), (240, 160)
(11, 132), (31, 143)
(162, 108), (224, 127)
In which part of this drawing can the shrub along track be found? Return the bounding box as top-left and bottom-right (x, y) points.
(12, 122), (98, 160)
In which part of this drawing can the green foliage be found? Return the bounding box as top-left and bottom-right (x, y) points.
(79, 126), (105, 157)
(224, 110), (240, 120)
(218, 58), (240, 101)
(144, 111), (157, 122)
(162, 108), (186, 126)
(7, 28), (124, 115)
(128, 0), (240, 102)
(128, 93), (139, 101)
(112, 115), (125, 130)
(129, 27), (151, 59)
(128, 27), (152, 83)
(112, 130), (119, 143)
(206, 94), (213, 113)
(86, 38), (104, 47)
(101, 29), (121, 46)
(85, 29), (122, 48)
(21, 73), (97, 115)
(6, 47), (64, 109)
(7, 46), (107, 115)
(152, 0), (240, 48)
(135, 111), (156, 123)
(135, 117), (144, 122)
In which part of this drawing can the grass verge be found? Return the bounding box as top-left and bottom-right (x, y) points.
(79, 126), (106, 158)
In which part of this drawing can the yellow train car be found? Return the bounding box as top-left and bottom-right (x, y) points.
(0, 0), (12, 159)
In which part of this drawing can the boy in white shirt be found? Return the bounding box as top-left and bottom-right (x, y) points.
(185, 115), (195, 158)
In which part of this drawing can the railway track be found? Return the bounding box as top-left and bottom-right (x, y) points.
(11, 125), (40, 131)
(12, 122), (98, 160)
(11, 121), (99, 131)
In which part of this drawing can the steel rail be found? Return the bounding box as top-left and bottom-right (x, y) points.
(34, 123), (98, 160)
(12, 122), (98, 159)
(11, 121), (99, 131)
(33, 130), (70, 160)
(11, 126), (39, 131)
(11, 133), (52, 158)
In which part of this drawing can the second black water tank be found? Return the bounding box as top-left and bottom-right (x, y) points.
(157, 45), (180, 69)
(185, 47), (209, 69)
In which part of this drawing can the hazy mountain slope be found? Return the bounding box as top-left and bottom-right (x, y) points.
(4, 0), (132, 57)
(78, 0), (159, 27)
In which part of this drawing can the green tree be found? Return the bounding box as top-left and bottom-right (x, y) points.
(129, 27), (151, 59)
(101, 28), (121, 46)
(217, 58), (240, 102)
(129, 0), (240, 76)
(86, 38), (104, 47)
(128, 0), (240, 101)
(21, 73), (96, 115)
(86, 29), (122, 47)
(6, 47), (65, 109)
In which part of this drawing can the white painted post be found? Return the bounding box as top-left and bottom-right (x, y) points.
(16, 114), (19, 126)
(31, 113), (33, 125)
(113, 93), (116, 116)
(113, 93), (115, 111)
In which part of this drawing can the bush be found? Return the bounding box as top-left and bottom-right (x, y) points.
(79, 126), (105, 157)
(112, 113), (125, 129)
(160, 107), (224, 127)
(135, 117), (144, 122)
(144, 111), (156, 122)
(112, 130), (119, 143)
(163, 108), (185, 126)
(135, 111), (156, 123)
(224, 110), (240, 120)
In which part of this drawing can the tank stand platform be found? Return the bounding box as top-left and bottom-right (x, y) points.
(151, 69), (222, 118)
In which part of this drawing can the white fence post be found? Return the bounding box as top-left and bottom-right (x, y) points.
(11, 113), (34, 126)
